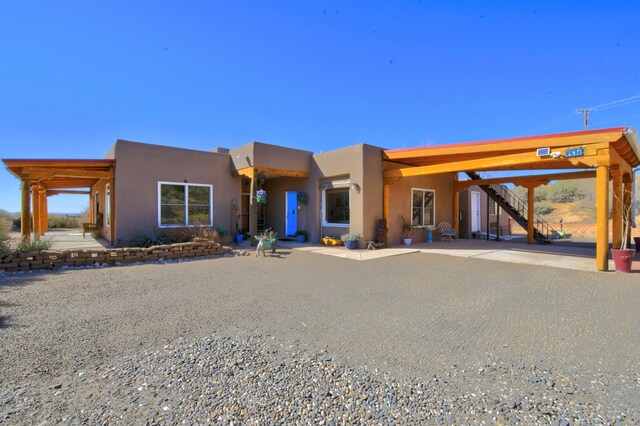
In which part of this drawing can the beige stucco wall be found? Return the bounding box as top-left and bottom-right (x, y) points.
(111, 140), (241, 244)
(230, 141), (312, 173)
(386, 172), (455, 245)
(309, 144), (385, 247)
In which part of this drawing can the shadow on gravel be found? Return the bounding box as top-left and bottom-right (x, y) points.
(0, 300), (18, 329)
(0, 272), (49, 289)
(269, 250), (292, 259)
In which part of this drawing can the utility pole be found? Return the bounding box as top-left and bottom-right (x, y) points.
(577, 108), (594, 130)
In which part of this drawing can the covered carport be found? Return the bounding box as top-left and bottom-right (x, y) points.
(2, 159), (115, 241)
(383, 127), (640, 271)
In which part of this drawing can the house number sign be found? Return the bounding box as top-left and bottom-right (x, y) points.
(565, 147), (584, 158)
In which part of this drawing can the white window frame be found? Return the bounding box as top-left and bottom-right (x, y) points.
(411, 188), (436, 227)
(321, 186), (350, 228)
(157, 181), (213, 228)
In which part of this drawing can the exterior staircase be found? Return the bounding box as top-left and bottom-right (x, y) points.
(465, 171), (555, 244)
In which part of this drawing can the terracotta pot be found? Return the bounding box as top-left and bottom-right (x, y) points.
(611, 248), (635, 273)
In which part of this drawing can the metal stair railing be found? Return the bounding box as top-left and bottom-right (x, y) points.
(465, 171), (556, 244)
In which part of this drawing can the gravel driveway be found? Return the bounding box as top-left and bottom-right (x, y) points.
(1, 250), (639, 423)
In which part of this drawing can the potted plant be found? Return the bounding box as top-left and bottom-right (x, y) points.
(295, 229), (308, 242)
(256, 189), (267, 204)
(611, 187), (635, 272)
(401, 216), (413, 245)
(341, 232), (361, 249)
(255, 228), (277, 250)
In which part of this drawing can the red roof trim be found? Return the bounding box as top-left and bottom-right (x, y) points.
(384, 127), (628, 155)
(2, 159), (114, 163)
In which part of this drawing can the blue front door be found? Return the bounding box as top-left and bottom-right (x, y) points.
(286, 191), (298, 236)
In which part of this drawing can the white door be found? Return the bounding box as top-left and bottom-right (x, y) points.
(471, 191), (481, 232)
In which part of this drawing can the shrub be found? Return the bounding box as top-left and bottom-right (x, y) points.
(17, 237), (53, 252)
(124, 224), (221, 248)
(0, 214), (12, 255)
(534, 202), (555, 216)
(548, 182), (585, 203)
(48, 214), (81, 229)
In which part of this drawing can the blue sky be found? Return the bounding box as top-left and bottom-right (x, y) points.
(1, 1), (639, 212)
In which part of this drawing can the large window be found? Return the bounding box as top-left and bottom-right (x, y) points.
(412, 188), (435, 227)
(158, 182), (212, 227)
(323, 187), (349, 226)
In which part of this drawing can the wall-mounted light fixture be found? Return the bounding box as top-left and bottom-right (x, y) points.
(350, 183), (361, 193)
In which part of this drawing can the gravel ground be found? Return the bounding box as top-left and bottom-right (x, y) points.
(1, 249), (639, 424)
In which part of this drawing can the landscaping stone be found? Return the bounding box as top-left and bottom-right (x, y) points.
(0, 334), (637, 424)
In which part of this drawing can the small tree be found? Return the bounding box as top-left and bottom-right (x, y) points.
(613, 186), (635, 251)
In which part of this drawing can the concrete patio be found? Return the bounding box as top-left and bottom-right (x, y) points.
(281, 238), (636, 272)
(29, 229), (637, 273)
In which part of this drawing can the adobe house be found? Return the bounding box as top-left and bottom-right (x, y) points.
(4, 126), (639, 271)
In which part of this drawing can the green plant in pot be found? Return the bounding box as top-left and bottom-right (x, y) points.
(340, 232), (361, 249)
(295, 229), (308, 242)
(401, 215), (413, 245)
(255, 228), (277, 250)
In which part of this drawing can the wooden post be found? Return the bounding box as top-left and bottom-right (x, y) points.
(21, 180), (31, 238)
(40, 188), (48, 234)
(32, 184), (41, 239)
(623, 173), (632, 248)
(527, 186), (535, 244)
(249, 170), (257, 236)
(89, 192), (94, 222)
(596, 165), (609, 271)
(383, 181), (390, 227)
(611, 168), (623, 249)
(109, 178), (116, 243)
(453, 174), (459, 237)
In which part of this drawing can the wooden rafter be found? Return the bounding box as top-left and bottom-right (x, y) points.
(454, 170), (597, 190)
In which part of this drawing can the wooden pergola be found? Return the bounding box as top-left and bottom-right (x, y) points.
(3, 159), (115, 241)
(383, 127), (640, 271)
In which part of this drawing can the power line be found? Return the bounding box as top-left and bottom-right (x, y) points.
(530, 94), (640, 133)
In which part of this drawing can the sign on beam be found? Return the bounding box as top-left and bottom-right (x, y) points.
(565, 147), (584, 158)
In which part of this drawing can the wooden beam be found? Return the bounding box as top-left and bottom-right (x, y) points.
(596, 165), (609, 271)
(454, 170), (597, 191)
(21, 180), (31, 238)
(384, 145), (609, 178)
(46, 190), (91, 195)
(24, 167), (113, 180)
(3, 159), (114, 168)
(384, 130), (623, 161)
(234, 166), (308, 179)
(611, 168), (623, 250)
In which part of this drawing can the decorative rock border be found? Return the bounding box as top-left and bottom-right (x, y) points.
(0, 239), (249, 273)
